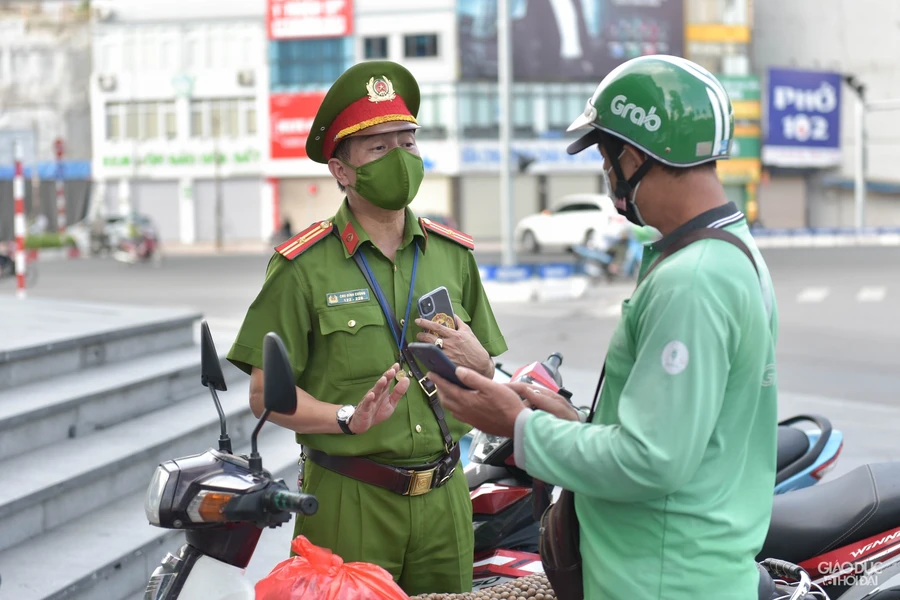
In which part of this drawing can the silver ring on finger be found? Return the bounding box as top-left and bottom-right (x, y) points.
(434, 337), (443, 349)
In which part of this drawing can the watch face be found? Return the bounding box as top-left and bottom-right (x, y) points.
(337, 405), (354, 420)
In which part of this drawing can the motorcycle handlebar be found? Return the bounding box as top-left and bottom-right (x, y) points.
(761, 559), (812, 599)
(267, 490), (319, 516)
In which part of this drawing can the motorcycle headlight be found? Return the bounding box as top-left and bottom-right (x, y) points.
(468, 429), (508, 463)
(145, 465), (171, 526)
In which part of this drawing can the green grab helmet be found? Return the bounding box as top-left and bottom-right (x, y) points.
(566, 55), (735, 166)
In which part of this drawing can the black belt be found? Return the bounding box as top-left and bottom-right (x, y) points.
(304, 445), (460, 496)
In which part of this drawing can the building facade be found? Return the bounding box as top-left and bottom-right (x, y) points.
(89, 0), (270, 245)
(0, 2), (92, 241)
(752, 0), (900, 229)
(265, 0), (688, 240)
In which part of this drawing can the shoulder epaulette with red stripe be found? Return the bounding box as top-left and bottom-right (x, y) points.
(420, 217), (475, 250)
(276, 220), (334, 260)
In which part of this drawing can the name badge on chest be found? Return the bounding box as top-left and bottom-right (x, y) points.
(326, 289), (371, 306)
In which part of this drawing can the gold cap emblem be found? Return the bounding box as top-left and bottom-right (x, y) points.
(366, 76), (396, 103)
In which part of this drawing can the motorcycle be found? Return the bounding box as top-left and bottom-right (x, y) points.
(143, 322), (318, 600)
(467, 353), (845, 594)
(114, 228), (160, 265)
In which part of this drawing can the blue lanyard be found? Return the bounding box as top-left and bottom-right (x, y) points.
(357, 243), (420, 354)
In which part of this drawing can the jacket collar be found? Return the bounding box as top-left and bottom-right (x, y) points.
(651, 202), (745, 253)
(332, 198), (426, 258)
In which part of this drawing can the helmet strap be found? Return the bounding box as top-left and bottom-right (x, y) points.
(602, 137), (654, 227)
(602, 137), (655, 199)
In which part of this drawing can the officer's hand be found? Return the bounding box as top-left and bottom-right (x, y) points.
(415, 316), (493, 378)
(506, 383), (581, 422)
(430, 367), (523, 438)
(349, 363), (409, 434)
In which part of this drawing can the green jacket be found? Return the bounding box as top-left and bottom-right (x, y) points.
(516, 203), (778, 600)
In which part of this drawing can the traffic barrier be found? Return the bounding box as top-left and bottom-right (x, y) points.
(479, 263), (590, 303)
(13, 143), (25, 299)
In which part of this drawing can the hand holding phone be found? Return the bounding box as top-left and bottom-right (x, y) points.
(417, 286), (457, 330)
(407, 342), (474, 390)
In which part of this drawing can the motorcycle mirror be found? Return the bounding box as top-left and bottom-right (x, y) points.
(262, 332), (298, 416)
(200, 321), (227, 392)
(247, 332), (297, 474)
(200, 320), (231, 454)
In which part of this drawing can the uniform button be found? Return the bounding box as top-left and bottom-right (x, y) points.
(348, 319), (356, 328)
(393, 264), (398, 272)
(415, 424), (422, 433)
(400, 318), (405, 326)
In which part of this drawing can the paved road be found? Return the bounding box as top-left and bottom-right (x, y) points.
(4, 245), (900, 583)
(4, 245), (899, 474)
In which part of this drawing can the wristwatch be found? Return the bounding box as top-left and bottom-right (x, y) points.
(336, 405), (356, 435)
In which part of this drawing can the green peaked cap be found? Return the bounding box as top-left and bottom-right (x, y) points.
(305, 60), (421, 164)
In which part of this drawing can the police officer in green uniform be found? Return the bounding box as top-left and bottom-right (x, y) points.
(226, 60), (507, 596)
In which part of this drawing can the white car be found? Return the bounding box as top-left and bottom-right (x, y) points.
(515, 193), (627, 253)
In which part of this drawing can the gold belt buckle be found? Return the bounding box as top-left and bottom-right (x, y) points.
(417, 375), (437, 398)
(407, 467), (436, 496)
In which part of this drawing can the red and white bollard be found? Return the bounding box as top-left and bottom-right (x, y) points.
(13, 141), (26, 299)
(55, 138), (66, 233)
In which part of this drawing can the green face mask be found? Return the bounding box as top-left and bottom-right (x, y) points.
(344, 148), (425, 211)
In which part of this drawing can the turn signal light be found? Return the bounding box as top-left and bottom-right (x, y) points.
(187, 491), (235, 523)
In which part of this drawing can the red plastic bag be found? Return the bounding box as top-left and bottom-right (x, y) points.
(256, 535), (410, 600)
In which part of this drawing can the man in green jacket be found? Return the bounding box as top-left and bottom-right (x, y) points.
(429, 55), (779, 600)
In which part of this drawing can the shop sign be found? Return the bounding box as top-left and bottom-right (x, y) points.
(101, 149), (261, 168)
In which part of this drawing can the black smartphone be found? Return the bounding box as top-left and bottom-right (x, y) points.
(407, 342), (474, 390)
(417, 286), (457, 330)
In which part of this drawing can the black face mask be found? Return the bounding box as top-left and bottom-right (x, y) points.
(602, 142), (654, 227)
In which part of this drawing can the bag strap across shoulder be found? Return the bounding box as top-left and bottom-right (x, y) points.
(586, 227), (759, 421)
(640, 227), (759, 285)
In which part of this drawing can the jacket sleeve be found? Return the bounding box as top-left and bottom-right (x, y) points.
(515, 284), (738, 502)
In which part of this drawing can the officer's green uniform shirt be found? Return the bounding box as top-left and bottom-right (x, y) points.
(228, 199), (508, 462)
(514, 203), (779, 600)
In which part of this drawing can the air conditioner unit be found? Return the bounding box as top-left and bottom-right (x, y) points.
(237, 70), (255, 87)
(98, 74), (117, 91)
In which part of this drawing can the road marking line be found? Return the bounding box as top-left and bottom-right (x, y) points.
(857, 286), (887, 302)
(796, 287), (830, 303)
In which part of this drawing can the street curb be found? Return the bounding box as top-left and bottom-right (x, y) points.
(30, 247), (81, 262)
(751, 231), (900, 248)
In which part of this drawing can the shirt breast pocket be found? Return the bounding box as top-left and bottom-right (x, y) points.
(451, 301), (471, 325)
(317, 304), (389, 386)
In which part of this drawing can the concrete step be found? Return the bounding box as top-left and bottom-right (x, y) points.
(0, 345), (235, 462)
(0, 297), (199, 389)
(0, 424), (301, 600)
(0, 378), (256, 555)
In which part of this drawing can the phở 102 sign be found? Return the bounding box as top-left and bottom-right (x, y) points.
(267, 0), (353, 40)
(762, 68), (842, 168)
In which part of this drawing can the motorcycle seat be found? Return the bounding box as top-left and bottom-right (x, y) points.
(776, 426), (810, 472)
(758, 462), (900, 564)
